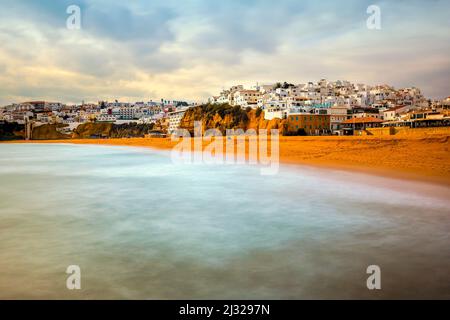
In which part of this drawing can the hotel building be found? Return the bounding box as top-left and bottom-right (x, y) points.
(287, 113), (331, 135)
(168, 108), (188, 134)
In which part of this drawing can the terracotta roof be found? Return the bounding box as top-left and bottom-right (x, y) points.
(341, 117), (384, 125)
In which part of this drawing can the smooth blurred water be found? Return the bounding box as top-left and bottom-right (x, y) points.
(0, 143), (449, 299)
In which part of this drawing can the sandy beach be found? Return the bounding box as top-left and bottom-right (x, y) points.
(5, 131), (450, 186)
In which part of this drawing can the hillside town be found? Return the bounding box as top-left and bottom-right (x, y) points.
(1, 79), (449, 138)
(209, 80), (450, 135)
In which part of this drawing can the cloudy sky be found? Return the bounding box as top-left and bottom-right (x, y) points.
(0, 0), (449, 105)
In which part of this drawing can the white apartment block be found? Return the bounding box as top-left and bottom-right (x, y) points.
(109, 107), (136, 120)
(168, 108), (188, 134)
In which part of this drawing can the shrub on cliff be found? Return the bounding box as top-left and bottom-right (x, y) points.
(193, 103), (249, 125)
(111, 123), (155, 138)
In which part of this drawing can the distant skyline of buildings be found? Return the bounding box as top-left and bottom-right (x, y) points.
(1, 78), (449, 137)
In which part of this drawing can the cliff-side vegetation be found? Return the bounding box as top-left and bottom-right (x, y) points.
(0, 122), (25, 140)
(110, 123), (155, 138)
(72, 122), (156, 139)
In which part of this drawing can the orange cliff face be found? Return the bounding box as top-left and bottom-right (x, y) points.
(179, 105), (286, 135)
(247, 109), (286, 133)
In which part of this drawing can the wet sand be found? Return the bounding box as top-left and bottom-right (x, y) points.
(4, 133), (450, 186)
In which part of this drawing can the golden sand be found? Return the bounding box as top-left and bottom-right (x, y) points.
(5, 131), (450, 186)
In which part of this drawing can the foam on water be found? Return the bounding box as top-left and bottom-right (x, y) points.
(0, 144), (449, 299)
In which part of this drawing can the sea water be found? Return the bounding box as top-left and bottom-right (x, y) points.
(0, 144), (449, 299)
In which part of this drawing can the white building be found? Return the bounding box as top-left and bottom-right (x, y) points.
(217, 95), (229, 104)
(97, 114), (117, 122)
(264, 106), (287, 120)
(233, 90), (261, 108)
(118, 107), (136, 120)
(383, 105), (410, 121)
(168, 108), (188, 134)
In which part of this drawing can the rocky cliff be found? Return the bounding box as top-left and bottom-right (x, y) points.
(32, 124), (71, 140)
(72, 122), (113, 139)
(72, 122), (155, 139)
(110, 123), (156, 138)
(179, 104), (286, 135)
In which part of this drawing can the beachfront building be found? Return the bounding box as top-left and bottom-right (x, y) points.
(329, 105), (350, 134)
(404, 110), (450, 128)
(352, 107), (384, 120)
(341, 117), (384, 135)
(287, 113), (331, 135)
(168, 108), (188, 134)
